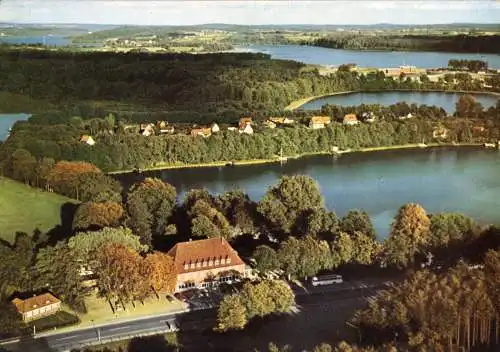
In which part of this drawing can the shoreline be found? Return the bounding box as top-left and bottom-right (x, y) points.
(107, 142), (486, 176)
(285, 89), (500, 111)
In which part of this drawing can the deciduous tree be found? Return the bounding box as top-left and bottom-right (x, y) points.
(47, 161), (101, 199)
(258, 175), (324, 233)
(252, 245), (280, 274)
(384, 203), (431, 268)
(72, 201), (124, 231)
(127, 178), (177, 245)
(215, 294), (247, 332)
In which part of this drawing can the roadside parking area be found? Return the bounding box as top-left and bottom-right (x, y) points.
(174, 287), (225, 310)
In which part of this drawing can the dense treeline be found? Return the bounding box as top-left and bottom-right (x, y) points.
(1, 97), (499, 173)
(448, 59), (488, 72)
(353, 252), (500, 351)
(305, 34), (500, 54)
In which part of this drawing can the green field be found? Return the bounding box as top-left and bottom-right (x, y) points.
(0, 177), (77, 243)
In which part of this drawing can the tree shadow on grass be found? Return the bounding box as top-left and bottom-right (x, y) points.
(127, 335), (177, 352)
(44, 202), (79, 245)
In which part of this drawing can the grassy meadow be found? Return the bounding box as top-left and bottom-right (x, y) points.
(0, 177), (77, 243)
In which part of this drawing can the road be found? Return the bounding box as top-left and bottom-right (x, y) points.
(2, 279), (392, 352)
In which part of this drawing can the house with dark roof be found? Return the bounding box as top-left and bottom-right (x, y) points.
(167, 237), (247, 292)
(12, 293), (61, 321)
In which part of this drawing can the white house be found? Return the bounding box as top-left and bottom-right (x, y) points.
(239, 124), (254, 135)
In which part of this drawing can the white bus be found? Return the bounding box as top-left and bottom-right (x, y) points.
(311, 274), (343, 286)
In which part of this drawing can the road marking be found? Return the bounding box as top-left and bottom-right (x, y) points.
(53, 336), (76, 341)
(107, 326), (130, 332)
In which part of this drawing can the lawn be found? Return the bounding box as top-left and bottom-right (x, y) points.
(26, 311), (81, 334)
(0, 177), (77, 243)
(77, 292), (186, 328)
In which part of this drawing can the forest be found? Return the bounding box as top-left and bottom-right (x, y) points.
(1, 47), (499, 121)
(305, 34), (500, 54)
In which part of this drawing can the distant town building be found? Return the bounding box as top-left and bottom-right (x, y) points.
(167, 237), (247, 292)
(309, 116), (331, 129)
(190, 127), (212, 137)
(270, 117), (295, 125)
(140, 123), (155, 137)
(12, 293), (61, 322)
(157, 121), (175, 134)
(239, 124), (254, 135)
(239, 117), (252, 130)
(264, 120), (277, 129)
(211, 123), (220, 133)
(398, 113), (414, 120)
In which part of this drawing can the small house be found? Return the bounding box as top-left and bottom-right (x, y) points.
(343, 114), (359, 126)
(79, 135), (96, 146)
(157, 121), (175, 134)
(12, 293), (61, 322)
(239, 124), (254, 135)
(264, 120), (277, 129)
(190, 127), (212, 138)
(227, 127), (238, 132)
(309, 116), (331, 129)
(239, 117), (252, 130)
(433, 126), (449, 139)
(140, 123), (155, 136)
(270, 117), (295, 125)
(398, 113), (414, 120)
(211, 123), (220, 133)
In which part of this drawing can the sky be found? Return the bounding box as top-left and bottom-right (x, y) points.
(0, 0), (499, 26)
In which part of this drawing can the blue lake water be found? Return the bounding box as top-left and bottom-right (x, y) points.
(115, 147), (500, 239)
(0, 113), (31, 141)
(236, 44), (500, 69)
(300, 91), (499, 112)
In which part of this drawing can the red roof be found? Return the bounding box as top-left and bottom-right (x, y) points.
(167, 237), (244, 274)
(12, 293), (60, 314)
(343, 114), (358, 121)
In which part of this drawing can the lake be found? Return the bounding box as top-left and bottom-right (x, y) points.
(300, 91), (499, 112)
(235, 45), (500, 69)
(114, 147), (500, 239)
(0, 113), (31, 141)
(0, 35), (101, 47)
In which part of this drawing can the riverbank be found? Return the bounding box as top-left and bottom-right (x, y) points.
(107, 142), (485, 175)
(285, 89), (500, 111)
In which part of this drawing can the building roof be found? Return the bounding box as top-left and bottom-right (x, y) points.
(79, 135), (93, 142)
(12, 293), (61, 314)
(310, 116), (331, 124)
(343, 114), (358, 121)
(191, 127), (212, 137)
(167, 237), (245, 275)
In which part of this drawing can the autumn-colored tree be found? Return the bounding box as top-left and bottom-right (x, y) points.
(94, 243), (144, 309)
(47, 161), (101, 199)
(215, 294), (248, 332)
(127, 178), (177, 245)
(258, 175), (324, 233)
(144, 252), (176, 295)
(72, 201), (124, 230)
(384, 203), (431, 268)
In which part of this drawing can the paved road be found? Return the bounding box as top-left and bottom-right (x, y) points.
(3, 279), (392, 352)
